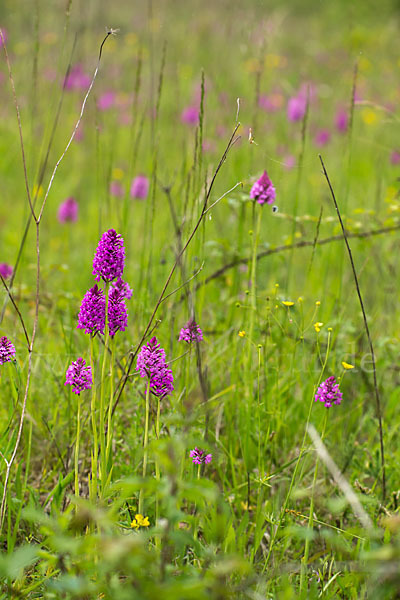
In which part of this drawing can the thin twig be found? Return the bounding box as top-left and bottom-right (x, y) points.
(112, 123), (241, 417)
(0, 274), (30, 348)
(199, 223), (400, 289)
(160, 263), (204, 304)
(37, 30), (114, 223)
(0, 29), (35, 219)
(0, 38), (77, 326)
(319, 154), (386, 502)
(0, 31), (112, 530)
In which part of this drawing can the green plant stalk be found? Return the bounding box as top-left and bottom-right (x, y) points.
(257, 345), (263, 477)
(180, 346), (191, 480)
(89, 336), (98, 500)
(138, 378), (151, 515)
(106, 337), (115, 466)
(300, 411), (328, 593)
(155, 395), (161, 548)
(249, 206), (262, 344)
(99, 280), (110, 494)
(74, 387), (81, 500)
(244, 206), (262, 466)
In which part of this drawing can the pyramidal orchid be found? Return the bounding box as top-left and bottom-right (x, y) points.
(65, 357), (93, 395)
(179, 319), (203, 344)
(137, 337), (174, 398)
(0, 336), (16, 365)
(315, 376), (342, 408)
(77, 284), (106, 336)
(92, 229), (125, 283)
(250, 170), (276, 205)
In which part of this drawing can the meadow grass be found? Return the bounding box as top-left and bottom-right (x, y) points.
(0, 0), (400, 597)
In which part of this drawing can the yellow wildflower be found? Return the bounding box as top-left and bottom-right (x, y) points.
(131, 514), (150, 529)
(361, 108), (378, 125)
(238, 331), (246, 338)
(282, 301), (294, 307)
(314, 322), (324, 333)
(33, 184), (43, 198)
(342, 361), (355, 370)
(112, 167), (124, 180)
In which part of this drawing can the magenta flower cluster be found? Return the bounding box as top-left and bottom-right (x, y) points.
(57, 197), (78, 223)
(0, 336), (16, 365)
(93, 229), (125, 283)
(65, 357), (93, 395)
(111, 276), (133, 300)
(136, 336), (174, 398)
(179, 319), (203, 344)
(130, 175), (149, 200)
(190, 447), (212, 465)
(77, 284), (106, 335)
(64, 63), (91, 91)
(315, 376), (342, 408)
(76, 229), (131, 338)
(0, 263), (13, 280)
(250, 171), (276, 205)
(108, 287), (128, 337)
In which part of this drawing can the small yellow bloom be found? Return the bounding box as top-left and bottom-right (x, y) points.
(238, 330), (246, 337)
(297, 297), (303, 303)
(315, 301), (321, 306)
(361, 108), (377, 125)
(282, 301), (294, 307)
(314, 322), (324, 333)
(328, 327), (332, 332)
(342, 361), (355, 370)
(131, 514), (150, 529)
(33, 184), (43, 198)
(112, 167), (124, 180)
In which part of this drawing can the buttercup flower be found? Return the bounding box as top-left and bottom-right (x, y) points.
(65, 357), (92, 395)
(130, 175), (149, 200)
(131, 514), (150, 529)
(315, 376), (342, 408)
(0, 336), (16, 365)
(179, 319), (203, 344)
(190, 447), (212, 465)
(93, 229), (125, 283)
(0, 263), (13, 280)
(250, 171), (276, 205)
(57, 197), (78, 223)
(77, 284), (106, 335)
(341, 361), (355, 370)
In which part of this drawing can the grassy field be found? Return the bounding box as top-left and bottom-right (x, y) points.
(1, 0), (400, 597)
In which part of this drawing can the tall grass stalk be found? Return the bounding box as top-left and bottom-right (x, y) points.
(319, 154), (386, 501)
(138, 378), (151, 515)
